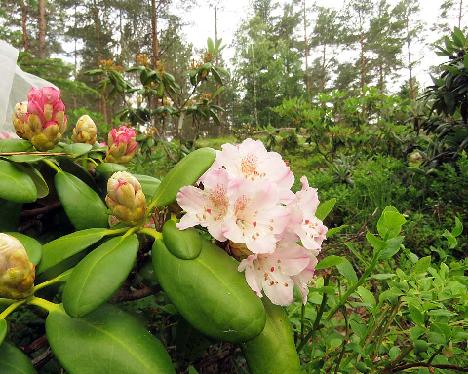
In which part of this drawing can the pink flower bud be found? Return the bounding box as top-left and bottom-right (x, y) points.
(105, 171), (146, 225)
(0, 234), (35, 299)
(13, 87), (67, 151)
(104, 126), (138, 164)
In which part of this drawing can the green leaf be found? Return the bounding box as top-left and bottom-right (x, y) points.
(46, 305), (175, 374)
(133, 174), (161, 199)
(326, 224), (348, 238)
(451, 217), (463, 237)
(356, 286), (375, 307)
(151, 147), (216, 208)
(388, 346), (401, 361)
(408, 305), (424, 326)
(316, 255), (344, 270)
(370, 273), (395, 280)
(336, 258), (358, 282)
(0, 319), (6, 345)
(366, 231), (385, 253)
(55, 171), (108, 230)
(6, 232), (42, 265)
(0, 160), (37, 203)
(62, 143), (93, 157)
(162, 220), (202, 260)
(241, 299), (301, 374)
(16, 166), (49, 199)
(153, 239), (266, 343)
(378, 236), (404, 260)
(412, 256), (431, 275)
(0, 139), (33, 152)
(316, 198), (336, 221)
(63, 235), (139, 317)
(37, 228), (110, 274)
(0, 342), (36, 374)
(7, 155), (45, 163)
(376, 206), (406, 240)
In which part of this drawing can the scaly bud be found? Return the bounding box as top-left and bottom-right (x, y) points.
(104, 126), (138, 164)
(0, 234), (35, 299)
(12, 87), (67, 151)
(105, 171), (146, 225)
(72, 115), (98, 144)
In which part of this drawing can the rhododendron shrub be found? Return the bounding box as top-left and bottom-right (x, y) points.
(0, 86), (418, 374)
(177, 138), (328, 305)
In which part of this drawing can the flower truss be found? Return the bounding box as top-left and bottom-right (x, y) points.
(177, 138), (328, 306)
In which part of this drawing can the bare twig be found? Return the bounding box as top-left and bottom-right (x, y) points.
(21, 202), (61, 217)
(391, 362), (468, 372)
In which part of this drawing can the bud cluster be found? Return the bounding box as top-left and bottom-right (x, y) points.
(105, 126), (138, 164)
(13, 87), (67, 151)
(0, 234), (35, 299)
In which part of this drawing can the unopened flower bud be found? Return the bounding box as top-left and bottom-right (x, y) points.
(12, 87), (67, 151)
(105, 171), (146, 225)
(104, 126), (138, 164)
(0, 234), (35, 299)
(72, 115), (98, 144)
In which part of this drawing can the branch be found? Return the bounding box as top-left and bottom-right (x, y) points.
(21, 202), (61, 217)
(391, 362), (468, 372)
(111, 284), (160, 302)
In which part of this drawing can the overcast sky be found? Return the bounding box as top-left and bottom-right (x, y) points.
(178, 0), (464, 90)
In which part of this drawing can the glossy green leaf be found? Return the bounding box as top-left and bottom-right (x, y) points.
(46, 304), (175, 374)
(376, 206), (406, 240)
(7, 155), (45, 163)
(151, 147), (215, 208)
(62, 143), (93, 157)
(153, 238), (266, 342)
(162, 220), (201, 260)
(133, 174), (161, 199)
(316, 198), (336, 221)
(0, 319), (7, 345)
(15, 166), (49, 199)
(6, 232), (42, 265)
(55, 171), (108, 230)
(356, 286), (375, 308)
(37, 228), (110, 274)
(0, 342), (36, 374)
(378, 236), (404, 260)
(242, 299), (301, 374)
(63, 235), (139, 317)
(0, 160), (37, 203)
(0, 139), (33, 152)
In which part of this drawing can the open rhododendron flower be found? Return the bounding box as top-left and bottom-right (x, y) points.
(176, 138), (328, 306)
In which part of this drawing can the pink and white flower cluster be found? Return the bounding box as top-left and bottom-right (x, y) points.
(176, 138), (328, 306)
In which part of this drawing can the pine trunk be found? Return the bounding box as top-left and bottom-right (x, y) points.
(151, 0), (159, 69)
(20, 1), (29, 51)
(38, 0), (46, 58)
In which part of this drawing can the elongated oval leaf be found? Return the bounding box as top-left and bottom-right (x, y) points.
(0, 319), (7, 345)
(0, 160), (37, 203)
(15, 166), (49, 198)
(151, 147), (215, 208)
(95, 162), (127, 181)
(6, 232), (42, 265)
(0, 139), (33, 152)
(55, 171), (108, 229)
(162, 220), (201, 260)
(0, 342), (36, 374)
(7, 155), (45, 163)
(242, 299), (301, 374)
(153, 238), (266, 342)
(316, 198), (336, 221)
(46, 305), (175, 374)
(133, 174), (161, 199)
(63, 235), (139, 317)
(63, 143), (93, 157)
(37, 228), (110, 274)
